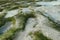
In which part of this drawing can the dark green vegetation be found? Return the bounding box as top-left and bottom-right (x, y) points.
(0, 12), (7, 27)
(0, 19), (6, 27)
(29, 31), (52, 40)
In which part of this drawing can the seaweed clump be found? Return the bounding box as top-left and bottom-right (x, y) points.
(0, 12), (7, 27)
(29, 30), (52, 40)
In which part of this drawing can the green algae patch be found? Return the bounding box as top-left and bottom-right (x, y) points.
(16, 10), (36, 30)
(0, 19), (6, 27)
(29, 31), (52, 40)
(6, 17), (16, 24)
(0, 12), (7, 27)
(0, 27), (17, 40)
